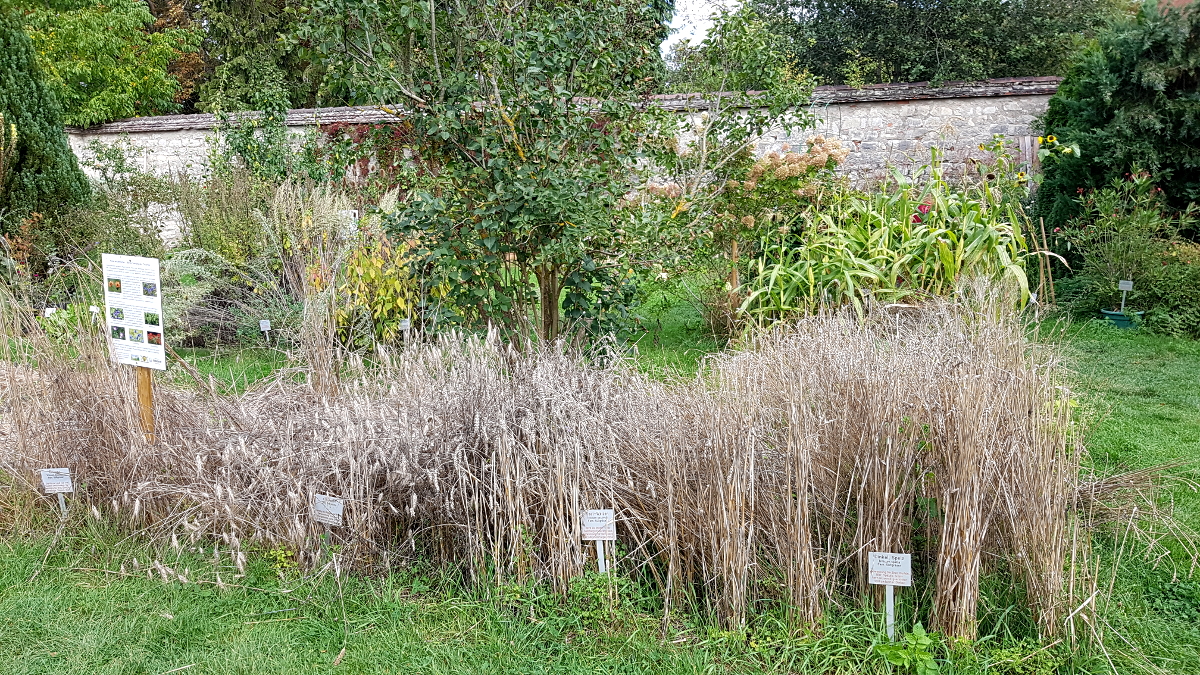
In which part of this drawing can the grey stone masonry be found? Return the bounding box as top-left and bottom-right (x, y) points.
(66, 77), (1059, 184)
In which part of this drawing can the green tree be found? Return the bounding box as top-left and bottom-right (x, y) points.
(23, 0), (200, 127)
(0, 10), (89, 233)
(296, 0), (673, 340)
(1037, 2), (1200, 228)
(197, 0), (317, 111)
(751, 0), (1122, 86)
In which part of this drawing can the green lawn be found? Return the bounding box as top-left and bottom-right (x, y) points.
(169, 347), (291, 394)
(0, 536), (725, 675)
(1065, 320), (1200, 527)
(4, 319), (1200, 674)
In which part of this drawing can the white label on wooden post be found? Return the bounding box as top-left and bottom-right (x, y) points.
(312, 494), (344, 526)
(101, 254), (166, 370)
(1118, 280), (1134, 292)
(581, 509), (616, 541)
(40, 468), (74, 493)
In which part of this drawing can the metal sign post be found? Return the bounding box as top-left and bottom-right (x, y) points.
(40, 468), (74, 520)
(259, 319), (272, 343)
(869, 552), (913, 640)
(1118, 279), (1133, 313)
(581, 509), (617, 573)
(313, 493), (345, 563)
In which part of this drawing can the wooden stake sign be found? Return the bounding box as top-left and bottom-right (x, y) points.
(869, 552), (912, 640)
(581, 509), (616, 573)
(102, 254), (166, 442)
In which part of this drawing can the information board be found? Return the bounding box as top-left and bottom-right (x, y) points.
(868, 552), (912, 587)
(101, 254), (166, 370)
(313, 494), (345, 526)
(581, 509), (616, 541)
(40, 468), (74, 494)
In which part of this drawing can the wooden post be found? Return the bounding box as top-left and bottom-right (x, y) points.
(1039, 217), (1057, 306)
(136, 365), (155, 442)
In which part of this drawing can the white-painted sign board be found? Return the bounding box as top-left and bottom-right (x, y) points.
(1118, 280), (1134, 292)
(868, 552), (912, 587)
(312, 493), (344, 526)
(259, 319), (272, 332)
(40, 468), (74, 494)
(581, 509), (616, 541)
(101, 254), (166, 370)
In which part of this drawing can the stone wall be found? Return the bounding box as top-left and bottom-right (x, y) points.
(66, 77), (1058, 183)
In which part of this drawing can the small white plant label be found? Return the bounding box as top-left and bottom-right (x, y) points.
(259, 319), (272, 332)
(43, 308), (56, 317)
(89, 305), (100, 314)
(1118, 280), (1134, 292)
(40, 468), (74, 494)
(399, 319), (411, 331)
(312, 493), (344, 526)
(581, 509), (616, 541)
(868, 552), (912, 587)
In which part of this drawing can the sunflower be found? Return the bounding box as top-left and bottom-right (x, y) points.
(1046, 135), (1057, 143)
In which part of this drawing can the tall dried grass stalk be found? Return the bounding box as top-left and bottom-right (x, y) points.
(0, 282), (1177, 639)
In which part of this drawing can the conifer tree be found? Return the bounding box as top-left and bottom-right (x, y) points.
(0, 10), (89, 234)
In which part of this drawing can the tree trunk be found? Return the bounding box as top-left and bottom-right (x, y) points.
(535, 264), (561, 342)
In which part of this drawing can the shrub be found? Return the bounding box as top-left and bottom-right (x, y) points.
(752, 0), (1121, 86)
(22, 0), (200, 127)
(0, 11), (89, 235)
(1143, 241), (1200, 338)
(1060, 172), (1198, 337)
(1037, 3), (1200, 228)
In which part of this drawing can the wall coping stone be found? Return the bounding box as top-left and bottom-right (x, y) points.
(67, 76), (1061, 135)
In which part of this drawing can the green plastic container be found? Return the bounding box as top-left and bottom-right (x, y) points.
(1100, 309), (1144, 329)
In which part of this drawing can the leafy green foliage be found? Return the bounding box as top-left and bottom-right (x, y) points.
(1060, 172), (1200, 337)
(197, 0), (316, 111)
(742, 143), (1031, 318)
(298, 0), (670, 340)
(751, 0), (1121, 86)
(874, 623), (940, 675)
(1037, 3), (1200, 228)
(0, 10), (89, 233)
(23, 0), (199, 127)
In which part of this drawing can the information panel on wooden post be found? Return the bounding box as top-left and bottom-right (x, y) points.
(101, 254), (166, 370)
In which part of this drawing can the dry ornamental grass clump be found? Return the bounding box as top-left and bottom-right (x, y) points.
(0, 283), (1178, 640)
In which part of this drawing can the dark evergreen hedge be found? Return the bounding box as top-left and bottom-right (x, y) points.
(0, 10), (89, 234)
(1037, 3), (1200, 229)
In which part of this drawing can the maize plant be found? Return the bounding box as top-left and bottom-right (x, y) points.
(741, 171), (1030, 318)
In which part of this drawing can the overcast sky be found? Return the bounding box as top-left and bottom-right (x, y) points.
(662, 0), (741, 56)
